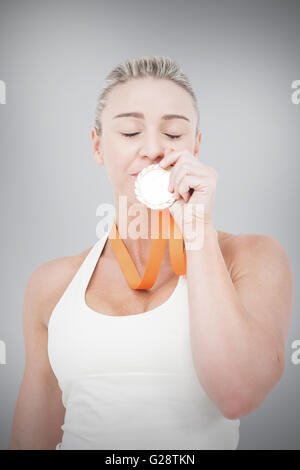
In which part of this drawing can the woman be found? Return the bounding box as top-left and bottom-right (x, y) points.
(8, 56), (293, 450)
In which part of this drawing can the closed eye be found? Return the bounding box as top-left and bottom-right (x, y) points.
(121, 133), (182, 139)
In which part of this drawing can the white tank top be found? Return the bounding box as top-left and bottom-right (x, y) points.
(48, 223), (240, 450)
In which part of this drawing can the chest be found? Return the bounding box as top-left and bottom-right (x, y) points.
(84, 274), (181, 317)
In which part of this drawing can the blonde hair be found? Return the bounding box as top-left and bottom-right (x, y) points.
(94, 55), (200, 137)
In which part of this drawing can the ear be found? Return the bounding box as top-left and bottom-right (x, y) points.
(91, 127), (104, 165)
(194, 130), (202, 156)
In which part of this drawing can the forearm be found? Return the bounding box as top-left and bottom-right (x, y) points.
(8, 440), (21, 450)
(8, 426), (60, 450)
(185, 224), (282, 418)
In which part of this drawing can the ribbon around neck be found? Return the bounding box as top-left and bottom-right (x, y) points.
(108, 208), (187, 290)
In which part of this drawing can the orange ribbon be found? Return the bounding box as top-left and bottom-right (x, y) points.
(108, 209), (187, 290)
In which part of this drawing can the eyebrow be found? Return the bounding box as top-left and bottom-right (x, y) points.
(113, 112), (190, 123)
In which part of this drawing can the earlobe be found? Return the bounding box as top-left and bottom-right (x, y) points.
(91, 127), (97, 140)
(91, 127), (104, 165)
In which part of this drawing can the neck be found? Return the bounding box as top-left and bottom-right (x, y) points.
(110, 193), (174, 272)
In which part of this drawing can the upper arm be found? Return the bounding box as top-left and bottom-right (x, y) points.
(230, 234), (294, 366)
(9, 265), (66, 450)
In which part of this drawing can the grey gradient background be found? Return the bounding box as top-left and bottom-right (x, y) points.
(0, 0), (299, 450)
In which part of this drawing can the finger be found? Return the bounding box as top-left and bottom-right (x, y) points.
(177, 177), (192, 202)
(168, 158), (200, 191)
(177, 174), (209, 198)
(159, 148), (184, 168)
(171, 177), (191, 203)
(169, 167), (187, 194)
(169, 160), (212, 192)
(173, 190), (189, 203)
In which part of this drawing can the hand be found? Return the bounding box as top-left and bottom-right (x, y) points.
(159, 147), (218, 241)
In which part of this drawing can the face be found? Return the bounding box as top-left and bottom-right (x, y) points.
(91, 77), (201, 204)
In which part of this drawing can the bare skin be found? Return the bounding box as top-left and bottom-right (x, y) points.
(8, 228), (234, 450)
(8, 224), (293, 449)
(8, 77), (293, 449)
(47, 229), (234, 325)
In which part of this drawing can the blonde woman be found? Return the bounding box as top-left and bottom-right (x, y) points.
(9, 56), (293, 450)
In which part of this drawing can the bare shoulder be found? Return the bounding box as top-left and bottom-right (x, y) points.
(25, 244), (94, 329)
(219, 231), (293, 354)
(223, 231), (292, 270)
(217, 230), (293, 284)
(217, 229), (235, 244)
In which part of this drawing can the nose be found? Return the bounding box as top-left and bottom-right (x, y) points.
(140, 148), (165, 165)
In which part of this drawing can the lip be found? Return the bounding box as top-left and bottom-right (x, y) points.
(130, 169), (144, 177)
